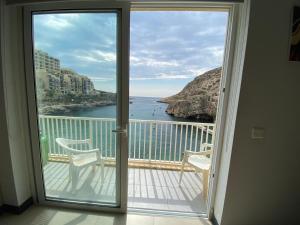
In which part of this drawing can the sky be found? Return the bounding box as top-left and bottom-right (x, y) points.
(34, 11), (228, 97)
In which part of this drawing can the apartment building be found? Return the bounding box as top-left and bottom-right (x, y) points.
(34, 49), (60, 73)
(34, 52), (94, 95)
(35, 69), (60, 92)
(60, 68), (94, 95)
(82, 77), (94, 94)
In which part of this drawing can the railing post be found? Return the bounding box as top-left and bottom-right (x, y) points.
(105, 121), (108, 157)
(44, 117), (51, 156)
(138, 122), (142, 159)
(143, 123), (146, 159)
(189, 125), (193, 151)
(53, 118), (58, 154)
(211, 125), (215, 144)
(205, 125), (209, 145)
(169, 124), (173, 162)
(179, 124), (183, 162)
(95, 120), (98, 152)
(89, 120), (93, 148)
(159, 123), (163, 161)
(200, 125), (204, 151)
(149, 122), (152, 161)
(174, 124), (178, 163)
(154, 122), (158, 161)
(133, 121), (137, 160)
(128, 121), (130, 159)
(164, 124), (168, 161)
(194, 125), (199, 151)
(60, 118), (64, 154)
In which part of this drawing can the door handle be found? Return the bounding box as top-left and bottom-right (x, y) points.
(112, 126), (127, 136)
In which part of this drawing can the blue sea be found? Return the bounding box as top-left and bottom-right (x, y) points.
(63, 96), (192, 122)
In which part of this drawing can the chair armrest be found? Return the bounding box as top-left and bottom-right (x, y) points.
(64, 138), (91, 145)
(74, 148), (102, 161)
(78, 148), (100, 154)
(182, 150), (212, 159)
(62, 145), (100, 154)
(56, 138), (102, 158)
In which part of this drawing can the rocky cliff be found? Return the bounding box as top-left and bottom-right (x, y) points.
(161, 67), (222, 122)
(38, 90), (116, 115)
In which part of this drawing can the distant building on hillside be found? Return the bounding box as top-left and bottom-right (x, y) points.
(35, 69), (60, 92)
(60, 68), (82, 94)
(34, 49), (60, 73)
(82, 77), (94, 94)
(34, 49), (95, 96)
(60, 68), (94, 95)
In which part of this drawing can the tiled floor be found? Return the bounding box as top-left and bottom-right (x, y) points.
(44, 162), (207, 214)
(0, 206), (212, 225)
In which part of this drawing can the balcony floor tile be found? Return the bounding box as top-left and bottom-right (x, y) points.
(43, 162), (207, 214)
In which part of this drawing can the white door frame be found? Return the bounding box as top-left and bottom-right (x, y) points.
(129, 1), (240, 218)
(207, 4), (239, 218)
(23, 1), (130, 213)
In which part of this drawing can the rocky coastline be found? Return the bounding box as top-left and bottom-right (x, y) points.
(160, 67), (222, 122)
(38, 90), (117, 115)
(38, 100), (116, 115)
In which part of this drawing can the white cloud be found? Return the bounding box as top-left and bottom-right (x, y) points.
(130, 73), (193, 81)
(73, 50), (116, 63)
(130, 56), (179, 67)
(75, 55), (99, 63)
(130, 84), (183, 98)
(196, 26), (226, 36)
(187, 67), (212, 76)
(89, 76), (115, 81)
(203, 46), (225, 63)
(34, 41), (52, 49)
(37, 14), (79, 30)
(95, 50), (116, 62)
(130, 67), (214, 81)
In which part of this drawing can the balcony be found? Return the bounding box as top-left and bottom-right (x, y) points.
(39, 115), (215, 214)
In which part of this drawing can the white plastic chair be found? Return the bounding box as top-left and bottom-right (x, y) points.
(56, 138), (104, 191)
(179, 143), (213, 199)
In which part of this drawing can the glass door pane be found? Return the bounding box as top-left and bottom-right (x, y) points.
(32, 12), (120, 205)
(128, 10), (228, 215)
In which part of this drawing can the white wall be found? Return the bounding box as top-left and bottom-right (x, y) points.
(216, 0), (300, 224)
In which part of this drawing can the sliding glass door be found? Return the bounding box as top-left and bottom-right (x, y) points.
(25, 3), (129, 211)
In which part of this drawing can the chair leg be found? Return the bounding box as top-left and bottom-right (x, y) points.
(179, 160), (186, 184)
(71, 167), (79, 193)
(202, 170), (209, 199)
(100, 160), (104, 184)
(69, 165), (73, 182)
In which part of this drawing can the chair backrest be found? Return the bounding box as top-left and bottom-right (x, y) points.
(56, 138), (91, 154)
(56, 138), (69, 148)
(56, 138), (74, 154)
(200, 143), (213, 156)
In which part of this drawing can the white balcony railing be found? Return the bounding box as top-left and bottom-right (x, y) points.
(38, 115), (215, 164)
